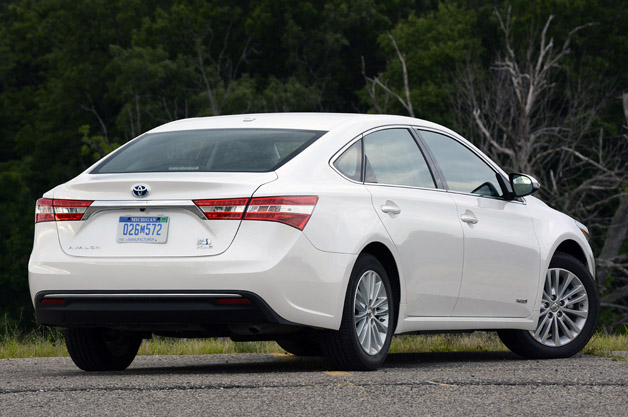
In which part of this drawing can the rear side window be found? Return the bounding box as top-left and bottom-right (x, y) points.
(92, 129), (326, 173)
(363, 129), (435, 188)
(333, 140), (362, 181)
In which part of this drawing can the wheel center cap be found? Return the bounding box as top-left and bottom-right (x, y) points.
(550, 302), (560, 312)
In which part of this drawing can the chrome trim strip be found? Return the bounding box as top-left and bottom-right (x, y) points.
(82, 200), (206, 220)
(43, 293), (242, 299)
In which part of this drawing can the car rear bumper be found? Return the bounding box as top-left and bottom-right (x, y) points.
(35, 290), (297, 336)
(29, 221), (357, 331)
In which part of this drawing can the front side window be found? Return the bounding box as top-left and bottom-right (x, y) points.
(420, 130), (503, 197)
(92, 129), (325, 173)
(363, 128), (435, 188)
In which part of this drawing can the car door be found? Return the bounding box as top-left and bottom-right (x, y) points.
(358, 127), (464, 317)
(418, 129), (541, 318)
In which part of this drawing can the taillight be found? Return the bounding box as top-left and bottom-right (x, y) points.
(35, 198), (93, 223)
(35, 198), (54, 223)
(193, 198), (249, 219)
(244, 196), (318, 230)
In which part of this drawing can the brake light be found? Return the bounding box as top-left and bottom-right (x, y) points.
(244, 196), (318, 230)
(35, 198), (54, 223)
(193, 198), (249, 219)
(35, 198), (93, 223)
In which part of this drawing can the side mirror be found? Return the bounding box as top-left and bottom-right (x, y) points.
(509, 173), (540, 197)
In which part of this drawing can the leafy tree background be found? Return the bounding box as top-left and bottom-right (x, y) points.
(1, 0), (627, 332)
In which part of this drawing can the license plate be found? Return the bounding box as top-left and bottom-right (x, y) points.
(117, 216), (169, 244)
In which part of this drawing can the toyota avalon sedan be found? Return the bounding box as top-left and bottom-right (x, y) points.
(29, 113), (598, 371)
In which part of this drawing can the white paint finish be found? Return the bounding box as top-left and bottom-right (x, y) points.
(53, 172), (277, 258)
(30, 221), (354, 330)
(367, 184), (464, 316)
(449, 193), (541, 318)
(56, 172), (277, 201)
(57, 208), (240, 257)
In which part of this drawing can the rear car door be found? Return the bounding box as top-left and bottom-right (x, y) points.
(418, 129), (541, 318)
(357, 127), (464, 317)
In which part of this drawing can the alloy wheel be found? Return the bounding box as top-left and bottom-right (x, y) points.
(530, 267), (589, 347)
(354, 270), (390, 355)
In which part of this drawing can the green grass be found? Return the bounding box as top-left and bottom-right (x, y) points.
(1, 330), (626, 359)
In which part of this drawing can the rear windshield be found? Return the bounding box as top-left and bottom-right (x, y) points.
(92, 128), (326, 173)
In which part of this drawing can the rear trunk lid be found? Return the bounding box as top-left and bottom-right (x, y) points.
(53, 172), (277, 257)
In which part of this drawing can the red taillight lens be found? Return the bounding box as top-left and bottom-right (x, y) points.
(193, 198), (249, 219)
(244, 196), (318, 230)
(35, 198), (55, 223)
(35, 198), (93, 223)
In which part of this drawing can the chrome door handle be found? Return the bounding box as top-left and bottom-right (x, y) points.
(381, 203), (401, 215)
(460, 214), (478, 224)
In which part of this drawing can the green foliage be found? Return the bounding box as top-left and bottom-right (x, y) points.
(361, 1), (482, 124)
(0, 0), (627, 331)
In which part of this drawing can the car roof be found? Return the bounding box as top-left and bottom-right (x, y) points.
(147, 112), (445, 134)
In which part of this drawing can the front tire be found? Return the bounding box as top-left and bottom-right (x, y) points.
(498, 252), (599, 359)
(321, 254), (395, 370)
(64, 328), (142, 371)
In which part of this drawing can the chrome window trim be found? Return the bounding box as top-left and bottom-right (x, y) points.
(413, 126), (524, 203)
(329, 125), (441, 189)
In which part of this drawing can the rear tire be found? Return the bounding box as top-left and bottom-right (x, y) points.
(321, 254), (395, 371)
(498, 252), (599, 359)
(64, 328), (142, 371)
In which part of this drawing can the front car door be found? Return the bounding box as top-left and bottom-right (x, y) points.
(418, 129), (541, 318)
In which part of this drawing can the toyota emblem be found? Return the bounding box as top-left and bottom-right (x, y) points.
(131, 184), (150, 198)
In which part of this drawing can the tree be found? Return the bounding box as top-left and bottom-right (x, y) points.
(455, 7), (628, 330)
(360, 2), (482, 124)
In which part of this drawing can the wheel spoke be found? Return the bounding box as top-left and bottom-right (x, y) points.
(357, 318), (368, 342)
(540, 315), (553, 342)
(563, 307), (587, 319)
(557, 316), (574, 340)
(561, 284), (584, 302)
(557, 272), (574, 299)
(562, 312), (582, 333)
(565, 293), (587, 306)
(372, 296), (387, 309)
(552, 318), (561, 346)
(533, 314), (550, 338)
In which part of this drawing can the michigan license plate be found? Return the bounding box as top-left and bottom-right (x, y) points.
(116, 216), (169, 243)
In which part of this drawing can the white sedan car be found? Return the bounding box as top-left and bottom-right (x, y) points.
(29, 113), (598, 371)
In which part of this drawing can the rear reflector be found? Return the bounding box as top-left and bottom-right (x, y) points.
(216, 298), (251, 304)
(193, 198), (249, 219)
(244, 196), (318, 230)
(35, 198), (93, 223)
(40, 298), (65, 304)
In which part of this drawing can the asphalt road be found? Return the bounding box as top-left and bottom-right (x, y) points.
(1, 351), (627, 416)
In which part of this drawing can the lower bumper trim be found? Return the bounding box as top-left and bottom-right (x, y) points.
(35, 290), (295, 330)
